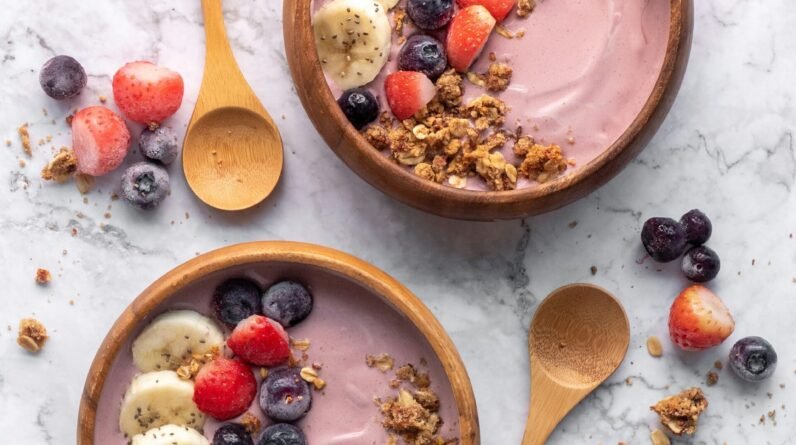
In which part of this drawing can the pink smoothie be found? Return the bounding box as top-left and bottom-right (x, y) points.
(93, 263), (460, 443)
(318, 0), (671, 190)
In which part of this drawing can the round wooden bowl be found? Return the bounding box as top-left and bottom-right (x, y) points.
(77, 241), (479, 444)
(284, 0), (693, 220)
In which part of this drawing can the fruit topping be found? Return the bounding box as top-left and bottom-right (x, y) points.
(121, 162), (171, 210)
(650, 387), (708, 436)
(139, 126), (180, 164)
(446, 5), (496, 72)
(407, 0), (455, 30)
(213, 424), (254, 445)
(680, 209), (712, 246)
(227, 315), (291, 367)
(71, 106), (132, 176)
(261, 281), (314, 328)
(112, 61), (184, 125)
(398, 35), (448, 80)
(132, 424), (210, 445)
(456, 0), (516, 22)
(39, 55), (87, 100)
(668, 285), (735, 351)
(641, 217), (687, 263)
(212, 278), (263, 328)
(729, 336), (777, 382)
(681, 246), (721, 283)
(132, 310), (224, 372)
(337, 89), (380, 130)
(259, 367), (313, 422)
(119, 371), (205, 438)
(194, 358), (257, 421)
(256, 423), (307, 445)
(384, 71), (437, 120)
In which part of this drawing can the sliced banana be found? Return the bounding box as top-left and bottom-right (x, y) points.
(313, 0), (392, 90)
(119, 371), (205, 438)
(378, 0), (400, 9)
(131, 424), (209, 445)
(132, 310), (224, 372)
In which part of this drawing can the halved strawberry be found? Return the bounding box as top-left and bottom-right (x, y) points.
(193, 357), (257, 420)
(226, 315), (290, 366)
(457, 0), (516, 22)
(384, 71), (437, 120)
(71, 106), (131, 176)
(669, 285), (735, 351)
(112, 61), (184, 125)
(447, 5), (497, 72)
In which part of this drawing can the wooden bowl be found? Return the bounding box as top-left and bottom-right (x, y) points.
(284, 0), (693, 220)
(77, 241), (479, 444)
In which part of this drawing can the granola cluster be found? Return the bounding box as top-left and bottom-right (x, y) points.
(650, 387), (708, 436)
(17, 318), (48, 353)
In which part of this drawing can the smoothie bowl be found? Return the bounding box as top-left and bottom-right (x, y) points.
(78, 242), (478, 445)
(285, 0), (693, 220)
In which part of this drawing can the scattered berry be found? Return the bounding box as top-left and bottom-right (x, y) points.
(139, 126), (180, 164)
(641, 217), (687, 263)
(256, 423), (307, 445)
(398, 35), (448, 80)
(680, 209), (712, 246)
(446, 5), (497, 72)
(258, 367), (312, 422)
(262, 281), (313, 328)
(456, 0), (516, 21)
(337, 89), (379, 130)
(213, 423), (254, 445)
(384, 71), (436, 120)
(729, 336), (777, 382)
(194, 358), (257, 421)
(212, 279), (263, 328)
(227, 315), (290, 367)
(39, 55), (87, 100)
(71, 106), (132, 176)
(112, 61), (184, 124)
(669, 285), (735, 351)
(681, 246), (721, 283)
(406, 0), (455, 30)
(120, 162), (171, 210)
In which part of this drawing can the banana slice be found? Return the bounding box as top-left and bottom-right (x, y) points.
(119, 371), (205, 438)
(313, 0), (392, 90)
(379, 0), (400, 9)
(132, 310), (224, 372)
(131, 424), (209, 445)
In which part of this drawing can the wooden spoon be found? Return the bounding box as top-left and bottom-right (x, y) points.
(522, 284), (630, 445)
(182, 0), (283, 211)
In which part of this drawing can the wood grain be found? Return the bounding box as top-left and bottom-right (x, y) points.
(284, 0), (694, 220)
(77, 241), (480, 445)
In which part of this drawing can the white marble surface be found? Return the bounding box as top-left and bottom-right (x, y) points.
(0, 1), (794, 444)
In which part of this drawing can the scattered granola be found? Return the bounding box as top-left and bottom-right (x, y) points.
(175, 346), (219, 380)
(646, 336), (663, 357)
(291, 337), (311, 351)
(513, 137), (569, 183)
(18, 124), (31, 156)
(484, 63), (513, 92)
(17, 318), (48, 353)
(366, 353), (395, 373)
(650, 388), (708, 436)
(649, 429), (671, 445)
(75, 173), (95, 194)
(516, 0), (536, 17)
(706, 371), (718, 386)
(393, 8), (408, 44)
(35, 268), (52, 285)
(41, 147), (78, 182)
(300, 366), (327, 390)
(240, 412), (261, 435)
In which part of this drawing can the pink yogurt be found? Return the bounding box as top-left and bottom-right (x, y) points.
(317, 0), (671, 190)
(93, 263), (459, 443)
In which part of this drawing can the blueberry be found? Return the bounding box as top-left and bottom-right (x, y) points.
(259, 367), (312, 422)
(641, 217), (688, 263)
(139, 126), (179, 164)
(120, 162), (170, 210)
(213, 423), (254, 445)
(212, 279), (262, 327)
(681, 246), (720, 282)
(729, 336), (777, 382)
(407, 0), (455, 30)
(262, 281), (313, 327)
(398, 35), (447, 79)
(39, 55), (87, 100)
(256, 424), (307, 445)
(680, 209), (712, 245)
(338, 89), (379, 130)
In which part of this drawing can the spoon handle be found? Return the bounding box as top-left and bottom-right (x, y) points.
(521, 360), (583, 445)
(201, 0), (239, 68)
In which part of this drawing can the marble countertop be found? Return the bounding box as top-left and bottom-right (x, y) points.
(0, 1), (794, 443)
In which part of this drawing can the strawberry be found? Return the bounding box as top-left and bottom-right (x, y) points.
(112, 61), (184, 125)
(669, 285), (735, 351)
(384, 71), (437, 120)
(71, 106), (131, 176)
(226, 315), (290, 366)
(456, 0), (515, 21)
(193, 357), (257, 420)
(446, 5), (496, 72)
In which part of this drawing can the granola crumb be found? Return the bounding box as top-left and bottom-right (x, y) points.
(646, 336), (663, 357)
(590, 266), (598, 276)
(714, 360), (723, 370)
(514, 138), (568, 183)
(75, 173), (95, 194)
(650, 388), (708, 436)
(706, 371), (719, 386)
(17, 318), (48, 353)
(366, 353), (395, 373)
(495, 24), (516, 39)
(240, 412), (261, 434)
(41, 147), (78, 182)
(99, 95), (107, 103)
(484, 62), (512, 92)
(393, 8), (407, 38)
(4, 139), (10, 147)
(18, 124), (31, 156)
(35, 268), (52, 285)
(18, 158), (26, 168)
(649, 429), (671, 445)
(516, 0), (536, 17)
(291, 337), (311, 351)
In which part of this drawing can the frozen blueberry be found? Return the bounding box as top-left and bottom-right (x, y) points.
(407, 0), (455, 30)
(729, 336), (777, 382)
(213, 423), (254, 445)
(681, 246), (720, 283)
(259, 367), (312, 422)
(120, 162), (170, 210)
(641, 217), (688, 263)
(680, 209), (712, 245)
(139, 126), (179, 164)
(39, 55), (87, 100)
(398, 35), (447, 79)
(262, 281), (313, 327)
(257, 424), (306, 445)
(212, 278), (262, 327)
(338, 89), (379, 130)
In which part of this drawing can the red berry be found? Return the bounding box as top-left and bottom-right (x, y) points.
(71, 106), (131, 176)
(112, 61), (184, 124)
(384, 71), (437, 121)
(193, 357), (257, 420)
(669, 285), (735, 351)
(456, 0), (515, 21)
(446, 5), (496, 72)
(226, 315), (290, 366)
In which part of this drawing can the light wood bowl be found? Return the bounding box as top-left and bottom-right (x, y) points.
(284, 0), (693, 220)
(77, 241), (479, 444)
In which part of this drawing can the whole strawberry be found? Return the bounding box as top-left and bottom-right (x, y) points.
(71, 106), (132, 176)
(669, 285), (735, 351)
(226, 315), (290, 367)
(193, 357), (256, 420)
(112, 61), (184, 125)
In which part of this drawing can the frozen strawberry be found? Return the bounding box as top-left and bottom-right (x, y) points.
(112, 61), (184, 125)
(226, 315), (290, 367)
(446, 5), (496, 72)
(193, 357), (257, 420)
(71, 106), (132, 176)
(456, 0), (515, 21)
(669, 285), (735, 351)
(384, 71), (436, 120)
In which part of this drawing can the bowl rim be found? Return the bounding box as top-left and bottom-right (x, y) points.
(284, 0), (693, 219)
(77, 241), (480, 445)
